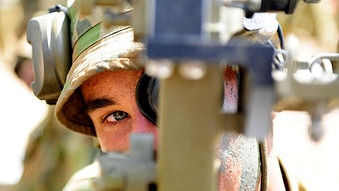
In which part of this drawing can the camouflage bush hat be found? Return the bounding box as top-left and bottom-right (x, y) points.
(55, 0), (145, 136)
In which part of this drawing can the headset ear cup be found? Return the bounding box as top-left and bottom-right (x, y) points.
(136, 73), (158, 125)
(27, 10), (71, 104)
(51, 11), (72, 87)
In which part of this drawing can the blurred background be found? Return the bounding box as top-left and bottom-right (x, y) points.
(0, 0), (337, 190)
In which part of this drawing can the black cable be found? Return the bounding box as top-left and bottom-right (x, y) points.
(277, 24), (285, 50)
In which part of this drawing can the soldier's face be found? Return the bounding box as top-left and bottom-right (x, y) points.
(80, 68), (261, 191)
(81, 69), (158, 152)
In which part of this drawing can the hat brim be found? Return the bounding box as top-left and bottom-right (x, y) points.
(55, 27), (145, 136)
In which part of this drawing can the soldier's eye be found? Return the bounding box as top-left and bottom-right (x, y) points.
(105, 111), (130, 123)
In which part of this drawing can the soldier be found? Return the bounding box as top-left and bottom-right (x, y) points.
(31, 0), (298, 190)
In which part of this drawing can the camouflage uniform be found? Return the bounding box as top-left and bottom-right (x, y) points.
(12, 1), (98, 189)
(14, 106), (98, 191)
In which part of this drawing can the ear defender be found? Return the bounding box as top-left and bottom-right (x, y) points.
(136, 73), (159, 125)
(27, 5), (71, 104)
